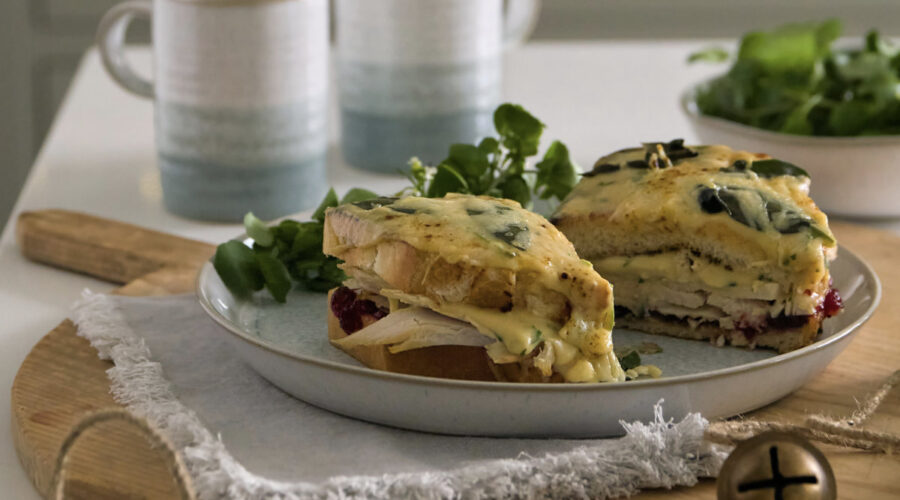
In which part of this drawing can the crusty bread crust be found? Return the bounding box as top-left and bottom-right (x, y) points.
(326, 289), (560, 382)
(615, 313), (820, 354)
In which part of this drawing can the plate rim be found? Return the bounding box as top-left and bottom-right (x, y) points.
(197, 243), (881, 392)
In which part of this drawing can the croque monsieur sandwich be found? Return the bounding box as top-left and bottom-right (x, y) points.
(322, 194), (627, 383)
(552, 140), (842, 353)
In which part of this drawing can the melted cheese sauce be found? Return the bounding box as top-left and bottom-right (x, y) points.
(554, 145), (835, 293)
(328, 194), (624, 383)
(593, 252), (764, 289)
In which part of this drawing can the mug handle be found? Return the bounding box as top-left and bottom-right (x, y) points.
(503, 0), (542, 49)
(96, 0), (154, 98)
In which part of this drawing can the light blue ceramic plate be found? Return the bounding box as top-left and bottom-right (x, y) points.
(197, 244), (880, 437)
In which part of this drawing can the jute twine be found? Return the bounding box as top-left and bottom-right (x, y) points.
(706, 369), (900, 453)
(50, 370), (898, 498)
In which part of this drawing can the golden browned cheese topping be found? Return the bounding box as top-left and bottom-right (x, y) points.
(554, 143), (836, 297)
(327, 194), (624, 383)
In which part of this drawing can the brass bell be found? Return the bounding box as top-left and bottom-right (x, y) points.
(717, 431), (836, 500)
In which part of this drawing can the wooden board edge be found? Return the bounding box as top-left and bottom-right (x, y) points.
(11, 394), (53, 497)
(10, 264), (202, 498)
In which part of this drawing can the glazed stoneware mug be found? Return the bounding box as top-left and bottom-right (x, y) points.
(335, 0), (541, 173)
(97, 0), (329, 221)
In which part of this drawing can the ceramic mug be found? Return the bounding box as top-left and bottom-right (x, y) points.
(335, 0), (541, 173)
(97, 0), (329, 221)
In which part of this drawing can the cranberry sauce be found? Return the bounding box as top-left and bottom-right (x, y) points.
(330, 287), (389, 334)
(819, 287), (843, 318)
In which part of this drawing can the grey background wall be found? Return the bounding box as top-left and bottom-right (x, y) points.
(1, 0), (899, 232)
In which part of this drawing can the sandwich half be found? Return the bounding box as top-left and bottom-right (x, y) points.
(552, 140), (842, 353)
(322, 193), (625, 383)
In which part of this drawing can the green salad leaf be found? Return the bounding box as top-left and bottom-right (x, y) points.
(687, 47), (729, 64)
(214, 103), (578, 301)
(618, 350), (642, 371)
(534, 141), (579, 201)
(311, 188), (338, 223)
(256, 252), (292, 303)
(243, 213), (274, 247)
(339, 187), (380, 205)
(689, 19), (900, 136)
(212, 188), (372, 302)
(409, 102), (577, 209)
(213, 241), (265, 298)
(748, 159), (809, 178)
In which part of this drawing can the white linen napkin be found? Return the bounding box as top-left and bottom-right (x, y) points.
(71, 291), (727, 499)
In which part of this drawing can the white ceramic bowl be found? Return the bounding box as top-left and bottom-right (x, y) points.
(681, 87), (900, 217)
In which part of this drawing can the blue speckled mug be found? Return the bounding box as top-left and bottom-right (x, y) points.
(97, 0), (329, 221)
(335, 0), (541, 173)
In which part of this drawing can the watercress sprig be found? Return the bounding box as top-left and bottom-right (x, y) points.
(214, 103), (578, 302)
(403, 103), (578, 208)
(213, 188), (377, 302)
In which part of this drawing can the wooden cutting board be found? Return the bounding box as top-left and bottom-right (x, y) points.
(10, 209), (900, 499)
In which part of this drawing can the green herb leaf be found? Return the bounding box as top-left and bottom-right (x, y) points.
(738, 20), (837, 76)
(815, 19), (843, 55)
(409, 103), (572, 205)
(619, 350), (642, 371)
(312, 188), (338, 223)
(750, 159), (809, 178)
(497, 176), (531, 208)
(493, 103), (545, 157)
(290, 222), (325, 256)
(445, 143), (491, 179)
(478, 137), (501, 156)
(340, 188), (379, 205)
(213, 240), (265, 298)
(865, 30), (900, 59)
(779, 96), (820, 135)
(688, 47), (730, 64)
(244, 212), (275, 247)
(255, 252), (292, 303)
(809, 225), (837, 245)
(426, 163), (469, 198)
(828, 100), (878, 136)
(535, 140), (578, 200)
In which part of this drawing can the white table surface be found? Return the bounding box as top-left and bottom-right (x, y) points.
(2, 41), (899, 498)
